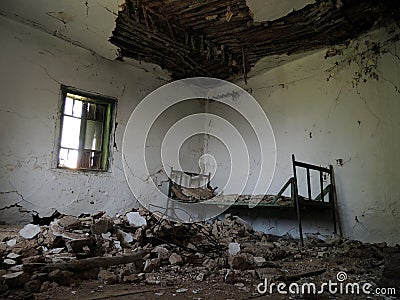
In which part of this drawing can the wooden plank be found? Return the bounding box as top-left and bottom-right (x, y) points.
(24, 251), (148, 272)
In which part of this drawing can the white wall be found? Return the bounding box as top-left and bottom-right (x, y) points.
(0, 16), (172, 223)
(240, 29), (400, 244)
(1, 13), (399, 245)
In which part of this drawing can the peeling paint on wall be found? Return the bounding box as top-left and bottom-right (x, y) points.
(0, 16), (167, 223)
(242, 27), (400, 245)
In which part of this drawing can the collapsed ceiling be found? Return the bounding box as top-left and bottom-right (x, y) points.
(111, 0), (400, 80)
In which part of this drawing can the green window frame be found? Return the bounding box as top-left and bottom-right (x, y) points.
(57, 86), (115, 171)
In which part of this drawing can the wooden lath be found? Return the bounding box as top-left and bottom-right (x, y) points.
(111, 0), (400, 80)
(111, 0), (244, 79)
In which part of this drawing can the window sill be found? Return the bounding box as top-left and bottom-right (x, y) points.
(52, 166), (113, 176)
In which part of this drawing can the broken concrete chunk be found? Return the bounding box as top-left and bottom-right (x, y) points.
(126, 212), (147, 227)
(50, 247), (65, 254)
(253, 256), (267, 267)
(229, 242), (241, 255)
(19, 224), (41, 239)
(114, 241), (122, 251)
(58, 216), (80, 229)
(10, 264), (24, 272)
(91, 217), (113, 235)
(101, 232), (112, 240)
(6, 239), (17, 247)
(228, 253), (254, 270)
(6, 253), (21, 260)
(169, 253), (183, 265)
(50, 221), (85, 240)
(152, 246), (170, 260)
(3, 258), (17, 265)
(66, 237), (96, 253)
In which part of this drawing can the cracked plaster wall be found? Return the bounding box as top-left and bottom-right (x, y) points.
(0, 15), (178, 223)
(1, 12), (399, 245)
(240, 29), (400, 245)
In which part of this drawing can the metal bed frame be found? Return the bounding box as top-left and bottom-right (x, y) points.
(166, 155), (341, 245)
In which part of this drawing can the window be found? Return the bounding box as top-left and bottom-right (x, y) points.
(58, 86), (115, 171)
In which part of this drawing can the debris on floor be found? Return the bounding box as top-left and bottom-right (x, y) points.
(0, 210), (399, 299)
(170, 183), (216, 202)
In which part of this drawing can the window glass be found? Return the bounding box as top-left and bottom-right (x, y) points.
(60, 116), (81, 149)
(84, 120), (103, 151)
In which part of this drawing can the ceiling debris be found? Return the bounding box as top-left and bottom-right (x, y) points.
(110, 0), (400, 80)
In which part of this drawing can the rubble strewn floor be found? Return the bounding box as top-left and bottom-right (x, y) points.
(1, 210), (399, 299)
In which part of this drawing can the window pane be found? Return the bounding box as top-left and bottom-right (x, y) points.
(72, 100), (83, 118)
(80, 150), (102, 169)
(61, 116), (81, 149)
(64, 97), (73, 115)
(84, 120), (103, 151)
(58, 148), (78, 168)
(87, 103), (105, 121)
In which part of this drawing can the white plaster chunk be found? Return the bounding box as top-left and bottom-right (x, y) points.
(101, 232), (112, 240)
(126, 212), (147, 227)
(2, 271), (24, 279)
(6, 253), (20, 259)
(10, 264), (24, 272)
(253, 256), (267, 267)
(19, 224), (41, 239)
(50, 247), (65, 254)
(50, 221), (86, 240)
(228, 242), (241, 255)
(4, 258), (17, 265)
(6, 239), (17, 247)
(114, 240), (122, 250)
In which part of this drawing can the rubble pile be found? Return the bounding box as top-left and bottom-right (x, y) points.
(0, 209), (399, 298)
